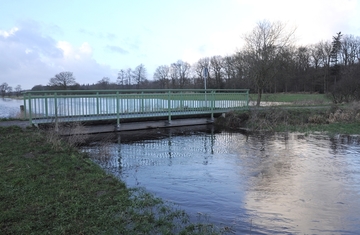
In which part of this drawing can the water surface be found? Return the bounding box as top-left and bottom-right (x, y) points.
(84, 126), (360, 234)
(0, 98), (23, 118)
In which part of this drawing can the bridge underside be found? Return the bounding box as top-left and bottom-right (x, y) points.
(39, 112), (224, 135)
(32, 109), (226, 125)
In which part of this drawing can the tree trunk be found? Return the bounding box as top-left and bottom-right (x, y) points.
(256, 88), (262, 106)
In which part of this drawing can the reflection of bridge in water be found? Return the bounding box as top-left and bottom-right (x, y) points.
(23, 89), (249, 131)
(83, 125), (223, 170)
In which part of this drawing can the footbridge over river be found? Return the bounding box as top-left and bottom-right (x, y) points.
(23, 89), (249, 132)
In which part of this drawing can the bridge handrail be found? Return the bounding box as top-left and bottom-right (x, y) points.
(23, 89), (250, 95)
(23, 89), (249, 126)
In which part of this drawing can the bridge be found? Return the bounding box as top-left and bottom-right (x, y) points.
(23, 89), (249, 132)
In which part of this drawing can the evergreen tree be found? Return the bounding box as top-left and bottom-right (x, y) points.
(330, 32), (342, 85)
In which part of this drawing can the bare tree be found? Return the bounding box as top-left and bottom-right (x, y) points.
(340, 34), (359, 67)
(132, 64), (147, 88)
(193, 57), (210, 89)
(317, 40), (332, 93)
(153, 65), (170, 89)
(243, 20), (295, 106)
(175, 60), (191, 88)
(294, 46), (311, 91)
(210, 55), (225, 88)
(0, 82), (10, 97)
(117, 69), (126, 86)
(15, 85), (22, 97)
(126, 68), (133, 86)
(49, 71), (76, 89)
(222, 56), (236, 87)
(96, 77), (111, 89)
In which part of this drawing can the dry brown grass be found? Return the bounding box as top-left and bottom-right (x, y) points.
(43, 121), (89, 150)
(222, 102), (360, 132)
(88, 142), (113, 164)
(328, 101), (360, 123)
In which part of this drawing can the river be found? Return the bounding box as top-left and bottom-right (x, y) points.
(1, 97), (359, 234)
(83, 125), (360, 234)
(0, 98), (23, 118)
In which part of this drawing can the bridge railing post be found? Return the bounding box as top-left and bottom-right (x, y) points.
(23, 93), (27, 120)
(28, 93), (32, 125)
(167, 91), (171, 124)
(246, 89), (250, 109)
(116, 91), (120, 130)
(180, 91), (184, 110)
(96, 92), (100, 115)
(54, 92), (58, 125)
(211, 90), (215, 120)
(45, 94), (48, 118)
(141, 92), (144, 113)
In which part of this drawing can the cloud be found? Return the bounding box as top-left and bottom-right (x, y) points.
(0, 27), (19, 38)
(234, 0), (360, 45)
(0, 21), (117, 89)
(79, 28), (117, 40)
(105, 45), (129, 54)
(106, 33), (116, 40)
(0, 22), (62, 75)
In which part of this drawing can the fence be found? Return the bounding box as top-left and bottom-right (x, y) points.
(23, 89), (249, 126)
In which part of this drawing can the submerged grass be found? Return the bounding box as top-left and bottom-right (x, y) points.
(0, 126), (226, 234)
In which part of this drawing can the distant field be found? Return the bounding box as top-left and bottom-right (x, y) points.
(249, 93), (331, 103)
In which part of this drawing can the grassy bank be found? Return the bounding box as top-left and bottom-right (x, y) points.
(249, 93), (331, 104)
(217, 102), (360, 135)
(0, 126), (224, 234)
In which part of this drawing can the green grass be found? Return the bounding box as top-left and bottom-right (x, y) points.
(0, 126), (225, 234)
(0, 117), (22, 122)
(275, 122), (360, 135)
(249, 93), (331, 103)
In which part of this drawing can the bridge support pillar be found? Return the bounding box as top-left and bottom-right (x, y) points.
(115, 124), (121, 131)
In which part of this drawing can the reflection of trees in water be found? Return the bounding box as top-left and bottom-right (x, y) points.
(329, 135), (360, 155)
(241, 133), (295, 191)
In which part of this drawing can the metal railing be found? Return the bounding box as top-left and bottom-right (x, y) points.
(23, 89), (249, 126)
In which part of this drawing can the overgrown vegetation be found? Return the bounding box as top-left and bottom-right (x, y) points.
(217, 102), (360, 135)
(0, 126), (227, 234)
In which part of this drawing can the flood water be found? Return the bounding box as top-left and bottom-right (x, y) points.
(0, 98), (23, 118)
(84, 126), (360, 234)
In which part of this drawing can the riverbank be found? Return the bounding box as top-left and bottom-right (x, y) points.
(0, 126), (225, 234)
(2, 103), (360, 233)
(216, 102), (360, 135)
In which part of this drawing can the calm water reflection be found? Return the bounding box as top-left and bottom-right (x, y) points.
(84, 126), (360, 234)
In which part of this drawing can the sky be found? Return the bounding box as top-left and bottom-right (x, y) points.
(1, 0), (360, 90)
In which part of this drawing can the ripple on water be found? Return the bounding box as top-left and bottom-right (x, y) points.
(84, 129), (360, 234)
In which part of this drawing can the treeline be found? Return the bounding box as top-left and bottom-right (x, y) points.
(0, 83), (22, 97)
(29, 21), (360, 104)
